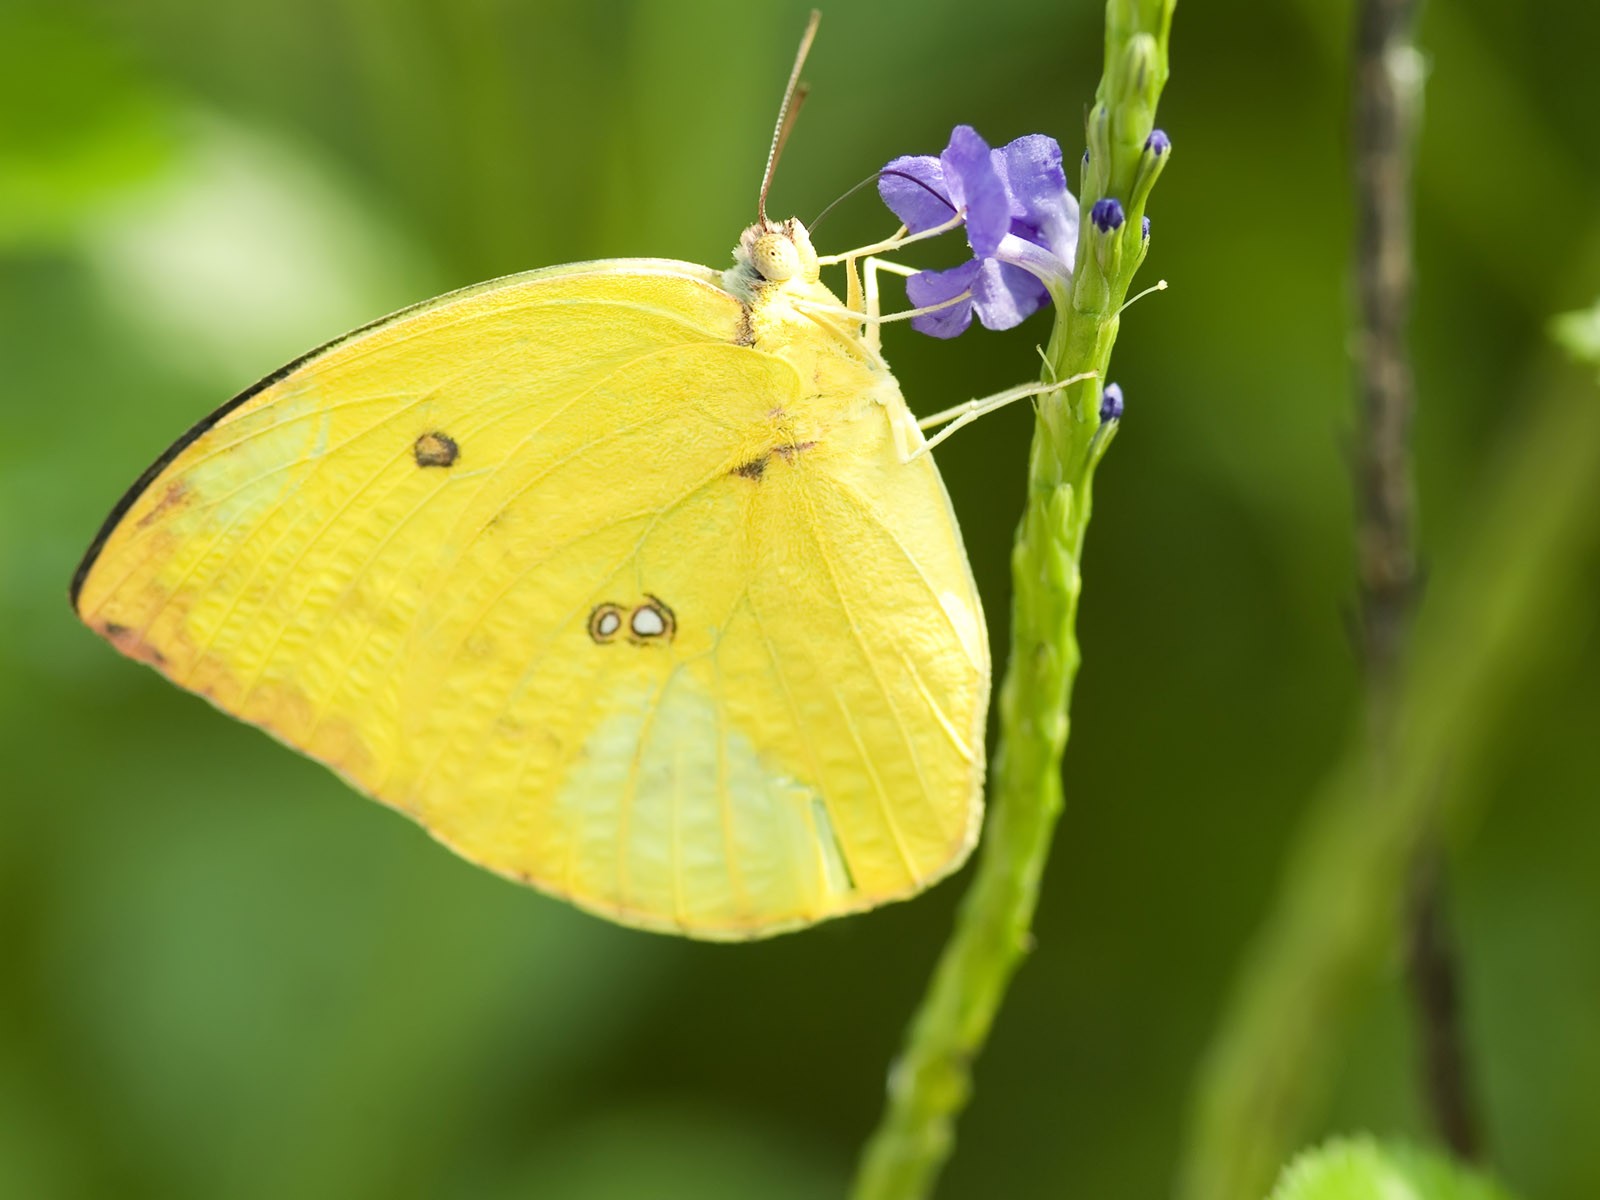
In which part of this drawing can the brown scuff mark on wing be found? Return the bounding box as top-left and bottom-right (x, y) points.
(99, 621), (169, 669)
(136, 481), (190, 529)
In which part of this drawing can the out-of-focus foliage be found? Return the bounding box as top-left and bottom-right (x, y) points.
(1269, 1138), (1517, 1200)
(1554, 299), (1600, 363)
(2, 1), (1596, 1198)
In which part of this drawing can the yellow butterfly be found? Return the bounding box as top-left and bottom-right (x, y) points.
(71, 16), (1019, 939)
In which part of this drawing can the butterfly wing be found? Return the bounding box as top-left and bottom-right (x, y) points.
(73, 260), (987, 938)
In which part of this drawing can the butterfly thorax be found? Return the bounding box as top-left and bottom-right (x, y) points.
(723, 216), (914, 457)
(726, 217), (847, 340)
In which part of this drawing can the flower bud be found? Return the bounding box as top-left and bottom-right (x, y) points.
(1088, 198), (1126, 279)
(1100, 383), (1124, 422)
(1090, 198), (1125, 233)
(1130, 128), (1171, 214)
(1116, 33), (1162, 123)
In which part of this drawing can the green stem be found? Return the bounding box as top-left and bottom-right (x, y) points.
(849, 5), (1175, 1198)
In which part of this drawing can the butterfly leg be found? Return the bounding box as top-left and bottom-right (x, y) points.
(843, 253), (864, 320)
(847, 257), (1093, 461)
(814, 214), (965, 266)
(806, 212), (967, 337)
(908, 373), (1098, 460)
(856, 254), (925, 461)
(861, 255), (922, 355)
(792, 258), (969, 344)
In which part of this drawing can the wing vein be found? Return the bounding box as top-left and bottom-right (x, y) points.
(793, 478), (949, 860)
(819, 474), (984, 673)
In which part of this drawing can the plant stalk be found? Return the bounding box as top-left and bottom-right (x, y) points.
(1351, 0), (1482, 1157)
(849, 4), (1175, 1197)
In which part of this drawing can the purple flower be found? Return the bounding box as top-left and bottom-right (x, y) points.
(879, 125), (1078, 338)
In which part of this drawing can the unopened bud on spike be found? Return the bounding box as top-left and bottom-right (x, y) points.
(1090, 198), (1125, 233)
(1131, 128), (1171, 213)
(1100, 382), (1124, 422)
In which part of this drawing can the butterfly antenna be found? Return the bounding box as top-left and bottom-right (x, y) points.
(759, 9), (821, 225)
(811, 167), (956, 231)
(810, 170), (883, 232)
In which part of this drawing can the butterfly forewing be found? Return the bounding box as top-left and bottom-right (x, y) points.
(74, 260), (987, 938)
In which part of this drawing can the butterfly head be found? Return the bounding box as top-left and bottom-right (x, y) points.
(735, 218), (820, 290)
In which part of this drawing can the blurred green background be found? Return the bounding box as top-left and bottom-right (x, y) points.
(2, 0), (1596, 1197)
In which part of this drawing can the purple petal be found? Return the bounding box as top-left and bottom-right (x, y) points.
(993, 135), (1066, 218)
(971, 259), (1050, 331)
(993, 134), (1079, 264)
(992, 232), (1072, 301)
(940, 126), (1009, 258)
(878, 155), (956, 234)
(906, 259), (980, 338)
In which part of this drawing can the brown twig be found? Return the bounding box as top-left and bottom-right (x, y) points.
(1352, 0), (1482, 1160)
(1354, 0), (1420, 680)
(1406, 837), (1483, 1156)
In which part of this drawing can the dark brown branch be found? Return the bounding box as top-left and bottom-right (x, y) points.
(1354, 0), (1419, 676)
(1406, 839), (1483, 1156)
(1352, 0), (1483, 1160)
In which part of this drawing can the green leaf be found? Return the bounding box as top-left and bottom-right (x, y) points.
(1269, 1138), (1518, 1200)
(1552, 300), (1600, 365)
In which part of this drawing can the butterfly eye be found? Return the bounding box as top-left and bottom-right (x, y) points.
(587, 603), (626, 644)
(628, 596), (677, 643)
(752, 233), (800, 283)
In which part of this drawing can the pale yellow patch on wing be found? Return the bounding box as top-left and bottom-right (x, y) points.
(548, 673), (847, 935)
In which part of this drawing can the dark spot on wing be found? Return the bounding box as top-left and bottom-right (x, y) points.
(413, 431), (459, 467)
(733, 438), (817, 482)
(72, 280), (504, 611)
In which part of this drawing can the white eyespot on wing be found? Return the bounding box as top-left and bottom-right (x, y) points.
(630, 605), (666, 638)
(588, 603), (626, 644)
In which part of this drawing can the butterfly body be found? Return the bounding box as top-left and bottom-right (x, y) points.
(73, 220), (989, 939)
